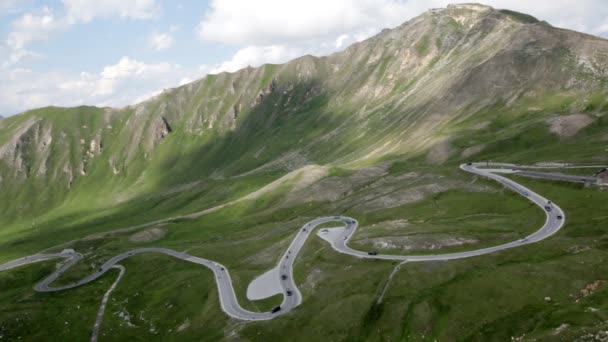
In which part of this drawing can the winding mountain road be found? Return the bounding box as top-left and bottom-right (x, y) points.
(0, 162), (572, 337)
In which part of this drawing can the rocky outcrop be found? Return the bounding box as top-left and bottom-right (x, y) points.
(154, 116), (172, 143)
(233, 103), (241, 119)
(254, 78), (278, 106)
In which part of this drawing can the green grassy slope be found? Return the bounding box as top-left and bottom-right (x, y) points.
(1, 3), (608, 341)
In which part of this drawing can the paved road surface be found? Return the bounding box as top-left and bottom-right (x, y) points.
(0, 162), (575, 334)
(515, 170), (597, 183)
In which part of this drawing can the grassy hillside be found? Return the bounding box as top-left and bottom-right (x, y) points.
(1, 3), (608, 341)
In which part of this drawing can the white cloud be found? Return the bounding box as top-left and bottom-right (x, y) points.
(197, 0), (608, 48)
(3, 6), (67, 65)
(0, 0), (34, 15)
(2, 0), (160, 66)
(94, 57), (177, 95)
(8, 6), (63, 46)
(63, 0), (160, 23)
(148, 32), (174, 50)
(335, 34), (350, 49)
(0, 57), (206, 115)
(197, 0), (425, 46)
(198, 0), (422, 74)
(211, 45), (304, 73)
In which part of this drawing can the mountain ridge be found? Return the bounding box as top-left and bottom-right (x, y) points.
(1, 2), (607, 236)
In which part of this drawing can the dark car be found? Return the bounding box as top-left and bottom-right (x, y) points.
(220, 267), (225, 271)
(271, 306), (281, 313)
(544, 205), (552, 212)
(281, 274), (288, 280)
(98, 268), (103, 272)
(286, 290), (293, 296)
(466, 162), (472, 166)
(368, 251), (378, 256)
(302, 228), (307, 232)
(557, 215), (563, 220)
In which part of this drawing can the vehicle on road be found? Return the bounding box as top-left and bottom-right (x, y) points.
(343, 236), (347, 240)
(302, 228), (307, 232)
(286, 290), (293, 296)
(519, 238), (527, 243)
(522, 191), (529, 196)
(320, 229), (329, 234)
(557, 215), (563, 220)
(220, 267), (225, 271)
(368, 251), (378, 255)
(466, 162), (472, 165)
(281, 274), (287, 280)
(544, 205), (552, 212)
(271, 306), (281, 313)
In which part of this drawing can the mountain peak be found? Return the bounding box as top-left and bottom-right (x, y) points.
(423, 3), (540, 25)
(446, 3), (493, 11)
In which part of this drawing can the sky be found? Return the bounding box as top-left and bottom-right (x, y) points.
(1, 0), (608, 117)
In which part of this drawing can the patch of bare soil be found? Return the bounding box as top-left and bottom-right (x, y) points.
(354, 179), (494, 212)
(281, 163), (389, 206)
(185, 164), (328, 219)
(548, 113), (594, 138)
(301, 268), (324, 292)
(574, 280), (605, 302)
(235, 150), (310, 177)
(357, 183), (448, 211)
(470, 121), (491, 130)
(461, 144), (485, 158)
(426, 140), (454, 165)
(129, 227), (166, 243)
(359, 236), (479, 251)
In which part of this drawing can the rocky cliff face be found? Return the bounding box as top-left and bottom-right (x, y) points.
(1, 3), (607, 222)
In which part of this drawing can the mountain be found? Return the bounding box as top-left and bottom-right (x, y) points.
(2, 3), (608, 341)
(1, 4), (606, 223)
(2, 2), (608, 235)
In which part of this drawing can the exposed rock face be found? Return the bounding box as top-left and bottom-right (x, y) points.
(461, 145), (485, 158)
(154, 116), (172, 142)
(548, 114), (595, 138)
(233, 103), (241, 119)
(427, 140), (454, 165)
(129, 227), (166, 243)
